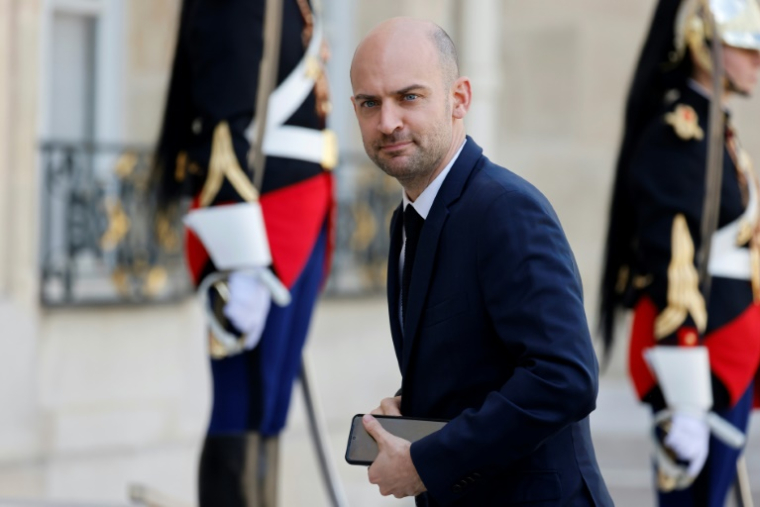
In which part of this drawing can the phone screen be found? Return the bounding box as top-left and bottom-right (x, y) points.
(345, 414), (447, 465)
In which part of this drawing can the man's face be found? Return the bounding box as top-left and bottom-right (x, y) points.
(724, 45), (760, 95)
(350, 34), (453, 183)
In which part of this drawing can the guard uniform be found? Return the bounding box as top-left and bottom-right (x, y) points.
(599, 0), (760, 504)
(626, 83), (760, 505)
(152, 0), (335, 505)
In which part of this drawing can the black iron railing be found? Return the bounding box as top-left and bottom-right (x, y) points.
(327, 152), (401, 295)
(38, 143), (400, 306)
(39, 141), (190, 306)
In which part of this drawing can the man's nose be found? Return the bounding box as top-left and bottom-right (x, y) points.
(377, 104), (402, 135)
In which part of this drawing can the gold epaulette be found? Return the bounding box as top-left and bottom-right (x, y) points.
(199, 122), (259, 207)
(654, 214), (707, 339)
(664, 104), (704, 141)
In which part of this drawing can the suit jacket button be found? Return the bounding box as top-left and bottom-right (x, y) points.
(452, 484), (462, 493)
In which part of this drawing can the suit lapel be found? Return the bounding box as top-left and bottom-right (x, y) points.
(401, 137), (484, 374)
(387, 203), (404, 366)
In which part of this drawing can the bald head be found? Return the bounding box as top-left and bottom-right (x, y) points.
(350, 17), (471, 199)
(351, 18), (459, 89)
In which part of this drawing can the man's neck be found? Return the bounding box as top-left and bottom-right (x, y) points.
(690, 73), (730, 105)
(403, 128), (466, 201)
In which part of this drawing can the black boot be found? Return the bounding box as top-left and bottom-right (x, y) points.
(258, 436), (279, 507)
(198, 434), (254, 507)
(199, 433), (279, 507)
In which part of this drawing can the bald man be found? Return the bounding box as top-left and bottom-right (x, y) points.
(350, 18), (613, 506)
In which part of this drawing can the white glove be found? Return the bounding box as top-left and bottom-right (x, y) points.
(223, 270), (272, 350)
(664, 412), (710, 477)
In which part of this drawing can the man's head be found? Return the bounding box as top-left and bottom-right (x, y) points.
(675, 0), (760, 96)
(722, 45), (760, 94)
(350, 18), (471, 197)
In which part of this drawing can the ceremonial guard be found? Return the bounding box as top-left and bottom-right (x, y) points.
(151, 0), (336, 505)
(600, 0), (760, 505)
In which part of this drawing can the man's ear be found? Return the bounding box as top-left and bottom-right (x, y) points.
(451, 76), (472, 119)
(350, 96), (358, 113)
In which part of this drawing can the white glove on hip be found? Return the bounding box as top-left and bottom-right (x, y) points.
(223, 270), (272, 350)
(664, 411), (710, 477)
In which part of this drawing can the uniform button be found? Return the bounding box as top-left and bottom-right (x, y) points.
(452, 484), (462, 493)
(466, 476), (476, 484)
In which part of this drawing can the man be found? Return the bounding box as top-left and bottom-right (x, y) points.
(151, 0), (335, 505)
(350, 17), (613, 506)
(599, 0), (760, 504)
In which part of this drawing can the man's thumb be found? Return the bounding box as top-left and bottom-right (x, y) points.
(362, 414), (388, 445)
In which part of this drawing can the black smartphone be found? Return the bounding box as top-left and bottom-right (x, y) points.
(344, 414), (448, 466)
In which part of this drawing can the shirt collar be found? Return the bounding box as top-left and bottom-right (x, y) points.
(687, 78), (730, 115)
(402, 139), (466, 219)
(688, 78), (711, 100)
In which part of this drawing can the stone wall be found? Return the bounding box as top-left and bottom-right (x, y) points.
(0, 0), (206, 477)
(125, 0), (181, 144)
(34, 0), (209, 464)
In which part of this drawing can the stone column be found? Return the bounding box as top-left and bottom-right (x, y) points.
(0, 0), (14, 295)
(0, 0), (43, 467)
(454, 0), (502, 157)
(324, 0), (359, 150)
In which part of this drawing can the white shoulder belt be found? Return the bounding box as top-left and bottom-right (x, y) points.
(244, 11), (337, 169)
(707, 170), (757, 280)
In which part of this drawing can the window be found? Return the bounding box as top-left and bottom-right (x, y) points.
(39, 0), (189, 305)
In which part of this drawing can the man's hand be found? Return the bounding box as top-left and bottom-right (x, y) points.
(363, 414), (426, 498)
(664, 412), (710, 477)
(370, 396), (402, 416)
(223, 270), (271, 349)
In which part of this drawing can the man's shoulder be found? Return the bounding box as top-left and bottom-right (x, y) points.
(469, 157), (553, 212)
(451, 139), (555, 216)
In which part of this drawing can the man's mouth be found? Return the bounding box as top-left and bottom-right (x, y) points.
(380, 141), (412, 152)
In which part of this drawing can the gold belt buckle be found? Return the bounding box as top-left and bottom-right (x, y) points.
(321, 129), (338, 170)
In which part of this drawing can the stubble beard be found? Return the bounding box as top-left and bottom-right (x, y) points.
(368, 127), (450, 188)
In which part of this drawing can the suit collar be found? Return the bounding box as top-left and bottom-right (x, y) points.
(393, 136), (484, 374)
(402, 139), (467, 219)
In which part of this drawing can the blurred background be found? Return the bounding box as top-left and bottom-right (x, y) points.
(0, 0), (758, 505)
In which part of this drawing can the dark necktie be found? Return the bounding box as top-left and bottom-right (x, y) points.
(401, 205), (424, 323)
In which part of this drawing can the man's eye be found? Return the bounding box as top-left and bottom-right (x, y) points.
(362, 100), (378, 108)
(403, 94), (418, 101)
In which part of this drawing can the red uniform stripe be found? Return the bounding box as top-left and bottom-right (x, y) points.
(260, 172), (333, 289)
(629, 297), (760, 409)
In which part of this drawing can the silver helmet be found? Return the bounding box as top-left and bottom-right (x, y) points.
(673, 0), (760, 70)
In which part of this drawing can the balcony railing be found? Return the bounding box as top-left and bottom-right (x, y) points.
(39, 141), (191, 306)
(325, 152), (401, 296)
(38, 142), (400, 306)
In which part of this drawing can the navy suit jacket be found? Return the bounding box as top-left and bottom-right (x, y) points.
(387, 138), (613, 506)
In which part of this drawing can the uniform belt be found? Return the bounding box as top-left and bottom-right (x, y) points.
(265, 15), (323, 129)
(263, 126), (337, 169)
(244, 4), (327, 163)
(708, 171), (758, 280)
(708, 242), (750, 279)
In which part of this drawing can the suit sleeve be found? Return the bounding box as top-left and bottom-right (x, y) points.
(410, 188), (599, 502)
